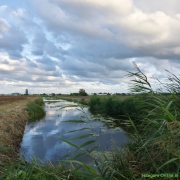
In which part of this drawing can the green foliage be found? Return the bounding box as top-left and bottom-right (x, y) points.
(121, 96), (145, 124)
(27, 97), (45, 121)
(100, 96), (122, 116)
(88, 95), (102, 112)
(79, 89), (88, 96)
(3, 158), (72, 180)
(79, 98), (88, 105)
(127, 62), (153, 93)
(3, 62), (180, 179)
(70, 93), (79, 96)
(34, 97), (44, 106)
(162, 70), (180, 93)
(89, 95), (146, 125)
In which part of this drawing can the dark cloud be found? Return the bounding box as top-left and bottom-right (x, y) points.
(35, 56), (57, 71)
(25, 58), (38, 68)
(1, 0), (180, 94)
(0, 27), (28, 59)
(1, 59), (9, 64)
(31, 31), (68, 60)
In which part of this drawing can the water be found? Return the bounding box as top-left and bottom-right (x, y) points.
(20, 99), (130, 164)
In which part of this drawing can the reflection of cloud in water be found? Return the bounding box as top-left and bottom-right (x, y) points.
(20, 100), (130, 164)
(60, 109), (83, 118)
(47, 110), (57, 116)
(55, 120), (61, 126)
(31, 135), (46, 160)
(47, 129), (59, 136)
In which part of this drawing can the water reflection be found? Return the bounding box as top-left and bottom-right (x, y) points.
(20, 99), (130, 164)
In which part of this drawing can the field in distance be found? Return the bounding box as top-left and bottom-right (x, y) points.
(56, 95), (131, 102)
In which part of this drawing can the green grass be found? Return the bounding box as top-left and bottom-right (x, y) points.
(34, 97), (44, 106)
(2, 158), (74, 180)
(2, 63), (180, 179)
(27, 97), (46, 121)
(88, 95), (145, 127)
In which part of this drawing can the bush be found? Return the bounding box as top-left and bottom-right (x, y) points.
(100, 96), (122, 116)
(27, 97), (45, 121)
(88, 95), (102, 111)
(121, 96), (145, 123)
(34, 97), (44, 106)
(79, 98), (88, 105)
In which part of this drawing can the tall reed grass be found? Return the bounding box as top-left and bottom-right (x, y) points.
(2, 64), (180, 179)
(89, 95), (145, 126)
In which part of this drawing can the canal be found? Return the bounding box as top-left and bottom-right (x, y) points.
(20, 99), (130, 164)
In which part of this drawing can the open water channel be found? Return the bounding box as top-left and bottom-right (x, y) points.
(20, 99), (130, 164)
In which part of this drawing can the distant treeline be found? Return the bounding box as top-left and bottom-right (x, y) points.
(38, 92), (175, 97)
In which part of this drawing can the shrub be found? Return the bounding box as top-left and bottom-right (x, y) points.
(121, 96), (145, 123)
(27, 97), (45, 121)
(88, 95), (102, 111)
(101, 96), (122, 116)
(34, 97), (44, 106)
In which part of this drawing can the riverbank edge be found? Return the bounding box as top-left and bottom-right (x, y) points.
(0, 97), (44, 174)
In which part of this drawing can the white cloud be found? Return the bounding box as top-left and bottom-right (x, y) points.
(52, 0), (134, 15)
(34, 0), (180, 54)
(0, 5), (7, 12)
(12, 8), (25, 18)
(120, 10), (180, 46)
(0, 0), (180, 93)
(0, 17), (8, 37)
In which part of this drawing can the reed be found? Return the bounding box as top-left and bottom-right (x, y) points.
(2, 64), (180, 179)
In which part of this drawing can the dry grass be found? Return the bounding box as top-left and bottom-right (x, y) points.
(0, 96), (38, 173)
(0, 96), (28, 105)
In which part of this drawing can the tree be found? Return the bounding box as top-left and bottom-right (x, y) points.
(79, 89), (88, 96)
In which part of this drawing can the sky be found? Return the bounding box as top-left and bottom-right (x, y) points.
(0, 0), (180, 94)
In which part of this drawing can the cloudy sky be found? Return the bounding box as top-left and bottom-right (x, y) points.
(0, 0), (180, 94)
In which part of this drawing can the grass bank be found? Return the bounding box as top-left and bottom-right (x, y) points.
(0, 96), (45, 175)
(27, 97), (46, 121)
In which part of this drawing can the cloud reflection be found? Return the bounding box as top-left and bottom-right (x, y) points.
(20, 100), (130, 164)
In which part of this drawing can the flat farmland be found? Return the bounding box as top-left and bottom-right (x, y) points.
(0, 96), (28, 105)
(59, 95), (130, 102)
(0, 96), (37, 111)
